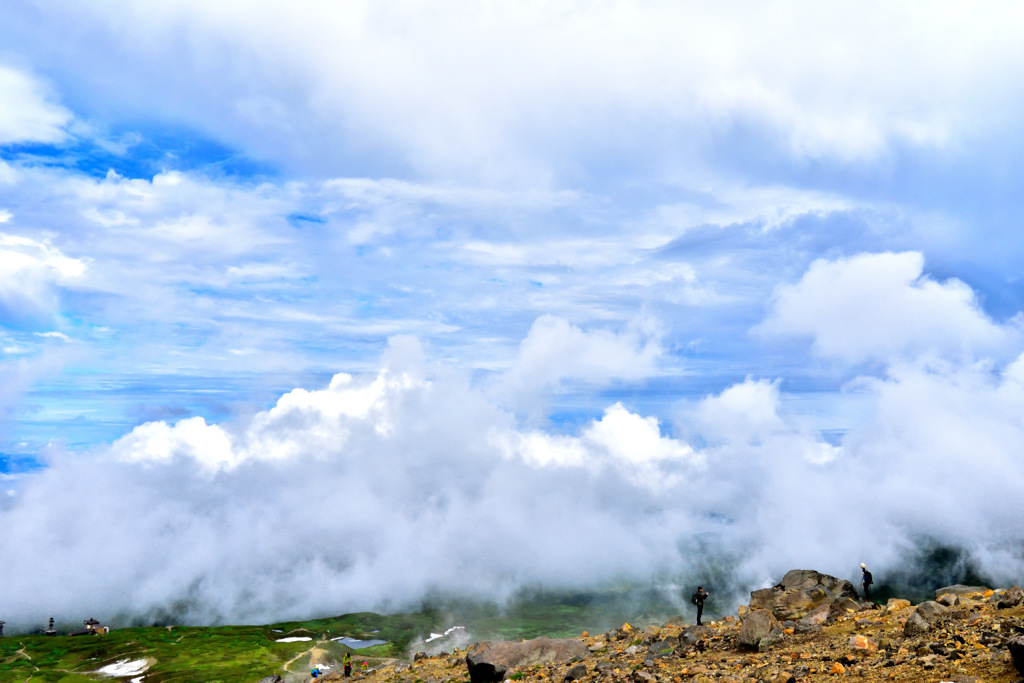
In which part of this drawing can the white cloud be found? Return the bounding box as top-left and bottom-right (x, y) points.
(1, 328), (1024, 628)
(693, 379), (784, 445)
(0, 232), (86, 316)
(496, 315), (662, 411)
(5, 2), (1022, 182)
(498, 402), (695, 472)
(112, 417), (235, 470)
(0, 65), (71, 145)
(34, 331), (71, 342)
(757, 251), (1020, 365)
(582, 403), (695, 467)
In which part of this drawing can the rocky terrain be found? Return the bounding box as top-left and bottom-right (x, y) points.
(306, 570), (1024, 683)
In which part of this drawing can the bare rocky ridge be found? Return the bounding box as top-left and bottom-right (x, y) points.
(312, 573), (1024, 683)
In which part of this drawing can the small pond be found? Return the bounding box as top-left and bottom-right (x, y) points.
(332, 637), (387, 649)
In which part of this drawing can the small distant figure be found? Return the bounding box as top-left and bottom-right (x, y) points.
(343, 651), (352, 677)
(311, 665), (322, 679)
(0, 620), (5, 637)
(691, 586), (710, 626)
(860, 563), (873, 600)
(361, 661), (369, 672)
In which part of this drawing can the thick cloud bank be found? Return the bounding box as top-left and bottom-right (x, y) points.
(3, 255), (1024, 629)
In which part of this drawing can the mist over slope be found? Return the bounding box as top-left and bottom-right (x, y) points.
(2, 252), (1024, 630)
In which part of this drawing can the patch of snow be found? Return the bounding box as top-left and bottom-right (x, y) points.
(97, 658), (150, 676)
(425, 626), (466, 643)
(275, 636), (312, 642)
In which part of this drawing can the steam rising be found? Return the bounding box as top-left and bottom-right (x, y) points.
(2, 253), (1024, 631)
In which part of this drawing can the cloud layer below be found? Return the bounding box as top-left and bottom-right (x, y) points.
(3, 254), (1024, 628)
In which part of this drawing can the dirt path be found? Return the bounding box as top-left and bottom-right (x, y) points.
(283, 643), (318, 672)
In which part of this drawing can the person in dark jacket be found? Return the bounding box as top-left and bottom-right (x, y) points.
(691, 586), (710, 625)
(860, 563), (873, 600)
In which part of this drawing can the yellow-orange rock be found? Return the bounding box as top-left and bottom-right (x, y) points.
(849, 635), (878, 653)
(830, 662), (845, 675)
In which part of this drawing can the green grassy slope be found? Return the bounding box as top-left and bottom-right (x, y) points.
(0, 589), (686, 683)
(0, 612), (441, 683)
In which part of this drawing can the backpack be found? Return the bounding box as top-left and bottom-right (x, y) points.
(691, 593), (699, 605)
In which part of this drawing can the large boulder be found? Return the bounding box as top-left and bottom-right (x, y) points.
(1008, 635), (1024, 676)
(934, 585), (989, 599)
(903, 601), (949, 637)
(466, 638), (589, 683)
(990, 585), (1024, 609)
(749, 569), (860, 621)
(775, 569), (860, 598)
(737, 609), (782, 650)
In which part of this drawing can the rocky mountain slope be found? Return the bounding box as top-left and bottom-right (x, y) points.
(310, 570), (1024, 683)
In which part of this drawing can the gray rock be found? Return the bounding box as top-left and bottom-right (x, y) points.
(738, 609), (781, 650)
(915, 600), (950, 622)
(903, 601), (949, 637)
(995, 585), (1024, 609)
(749, 569), (860, 620)
(827, 596), (863, 618)
(934, 585), (989, 599)
(677, 625), (712, 648)
(776, 569), (860, 599)
(759, 627), (786, 651)
(564, 663), (587, 681)
(798, 603), (831, 626)
(631, 671), (656, 683)
(466, 638), (589, 683)
(256, 676), (282, 683)
(1009, 635), (1024, 676)
(647, 636), (678, 656)
(936, 593), (961, 607)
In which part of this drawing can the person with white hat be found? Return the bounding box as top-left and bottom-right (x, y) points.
(860, 563), (873, 600)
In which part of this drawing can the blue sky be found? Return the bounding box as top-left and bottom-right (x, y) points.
(2, 1), (1024, 626)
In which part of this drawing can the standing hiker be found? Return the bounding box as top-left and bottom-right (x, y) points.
(691, 586), (710, 626)
(860, 563), (873, 600)
(343, 651), (352, 677)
